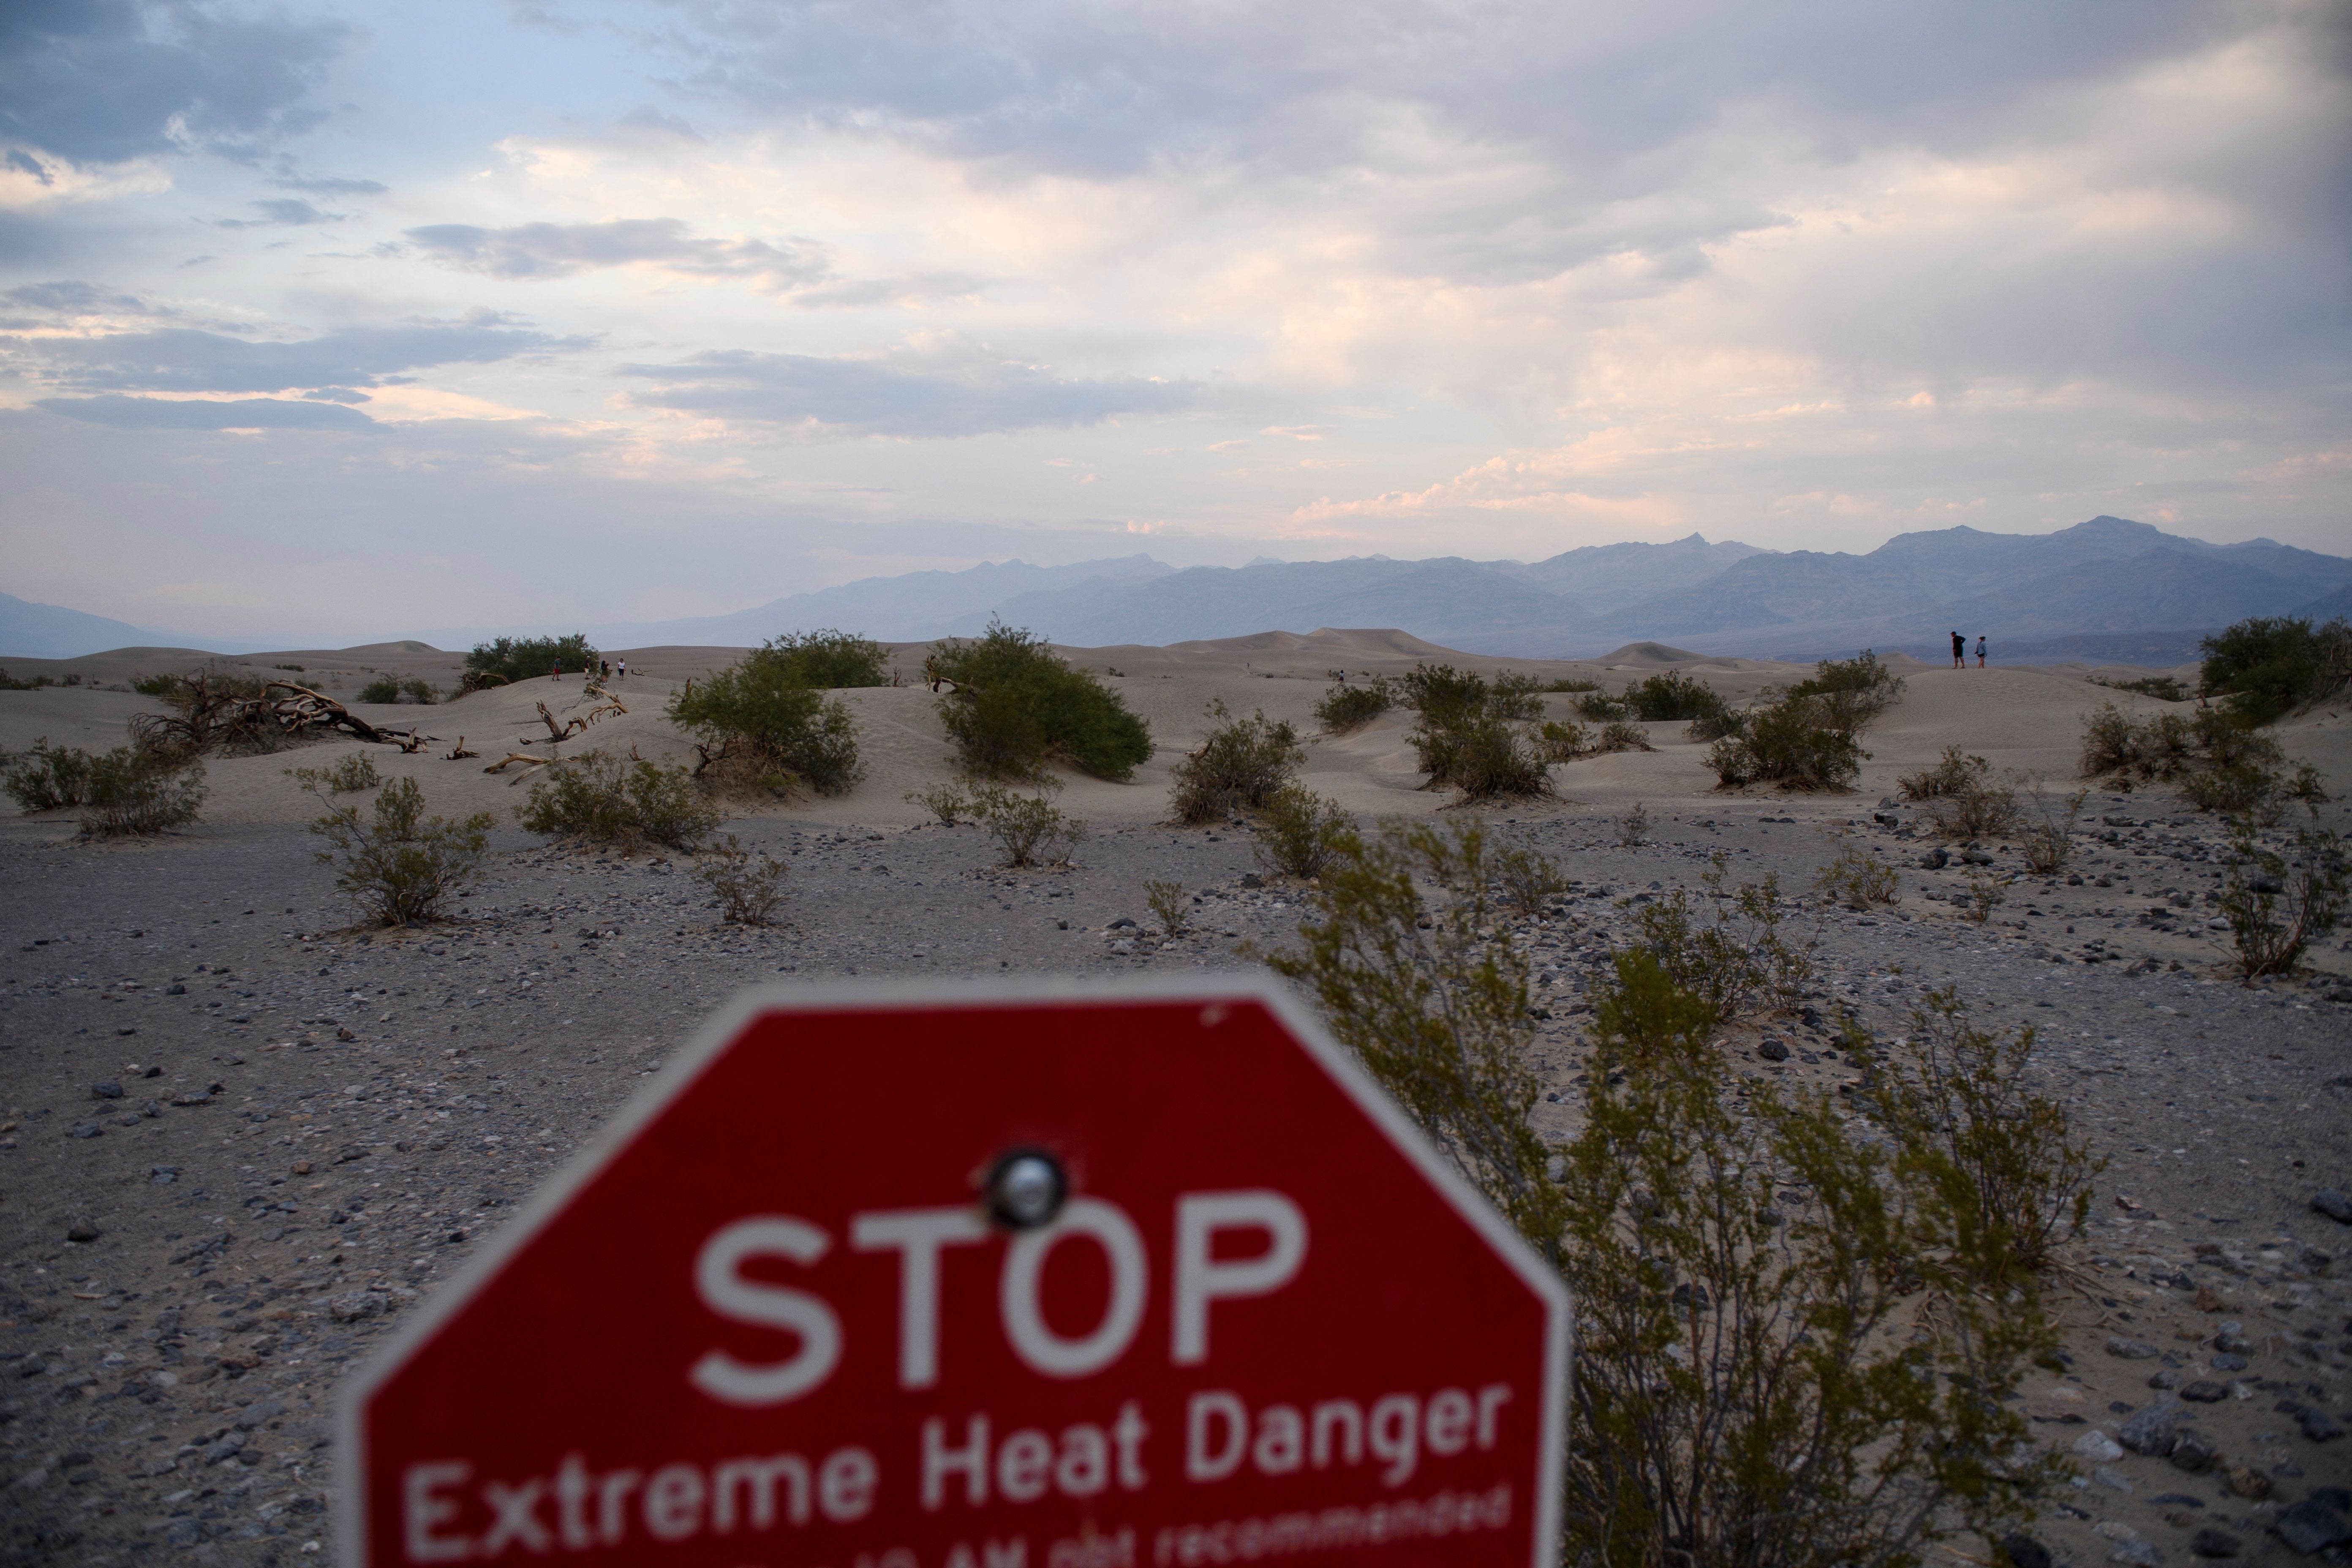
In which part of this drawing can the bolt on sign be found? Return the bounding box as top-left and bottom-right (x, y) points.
(342, 977), (1569, 1568)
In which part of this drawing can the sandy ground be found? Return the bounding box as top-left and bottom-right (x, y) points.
(2, 630), (2348, 1567)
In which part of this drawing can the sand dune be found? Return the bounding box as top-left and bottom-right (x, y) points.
(2, 631), (2342, 836)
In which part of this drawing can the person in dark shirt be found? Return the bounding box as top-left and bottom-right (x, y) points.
(1951, 631), (1965, 669)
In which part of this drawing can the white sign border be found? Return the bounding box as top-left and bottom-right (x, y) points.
(336, 973), (1572, 1568)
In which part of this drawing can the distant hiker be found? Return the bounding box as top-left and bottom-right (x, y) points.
(600, 659), (611, 680)
(550, 660), (561, 681)
(1950, 632), (1965, 669)
(1976, 635), (1987, 668)
(616, 658), (626, 683)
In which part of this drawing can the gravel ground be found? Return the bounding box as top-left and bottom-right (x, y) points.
(3, 796), (2348, 1568)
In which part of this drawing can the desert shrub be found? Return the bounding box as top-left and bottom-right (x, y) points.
(1168, 700), (1303, 823)
(356, 674), (400, 704)
(1492, 841), (1568, 917)
(697, 834), (788, 926)
(1590, 719), (1655, 755)
(1272, 836), (2060, 1568)
(76, 749), (207, 837)
(1861, 988), (2103, 1288)
(757, 629), (892, 689)
(1557, 955), (2057, 1568)
(1268, 817), (1562, 1243)
(668, 652), (863, 796)
(1682, 702), (1746, 742)
(4, 738), (95, 811)
(2200, 615), (2328, 725)
(905, 782), (977, 824)
(1707, 689), (1867, 791)
(1960, 870), (2008, 924)
(2181, 758), (2325, 825)
(130, 672), (179, 697)
(1814, 843), (1901, 909)
(286, 754), (380, 795)
(1572, 689), (1631, 721)
(1617, 801), (1650, 847)
(1787, 648), (1907, 728)
(1314, 676), (1394, 733)
(2087, 673), (2191, 702)
(1926, 770), (2018, 841)
(0, 668), (54, 690)
(2018, 781), (2088, 874)
(928, 623), (1152, 781)
(2218, 820), (2347, 977)
(517, 749), (719, 852)
(402, 677), (437, 705)
(969, 784), (1084, 868)
(1546, 677), (1600, 693)
(1899, 745), (1987, 802)
(1254, 784), (1353, 879)
(1402, 664), (1553, 800)
(309, 775), (492, 926)
(1623, 669), (1731, 730)
(1621, 853), (1813, 1016)
(1535, 719), (1585, 762)
(465, 633), (599, 689)
(1145, 879), (1190, 936)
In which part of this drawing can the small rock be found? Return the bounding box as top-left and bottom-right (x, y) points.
(293, 1161), (313, 1176)
(91, 1081), (123, 1100)
(2002, 1533), (2053, 1568)
(2297, 1407), (2344, 1442)
(2313, 1190), (2352, 1225)
(328, 1290), (385, 1323)
(1757, 1039), (1791, 1062)
(2210, 1353), (2249, 1372)
(1919, 847), (1950, 869)
(2188, 1527), (2241, 1559)
(65, 1222), (102, 1243)
(2094, 1465), (2135, 1494)
(69, 1123), (101, 1139)
(2148, 1370), (2182, 1390)
(170, 1090), (211, 1107)
(2107, 1541), (2162, 1568)
(2178, 1380), (2227, 1404)
(2074, 1430), (2126, 1462)
(2121, 1399), (2182, 1456)
(2108, 1337), (2162, 1360)
(233, 1398), (284, 1430)
(2273, 1500), (2349, 1556)
(1239, 873), (1265, 889)
(1107, 917), (1137, 931)
(2223, 1467), (2273, 1500)
(149, 1166), (177, 1185)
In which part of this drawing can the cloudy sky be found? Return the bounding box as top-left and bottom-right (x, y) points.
(1, 0), (2346, 642)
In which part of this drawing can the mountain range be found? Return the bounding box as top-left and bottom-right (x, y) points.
(592, 516), (2352, 663)
(6, 517), (2347, 663)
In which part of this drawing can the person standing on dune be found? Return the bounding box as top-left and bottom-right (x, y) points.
(1951, 631), (1965, 669)
(1976, 635), (1987, 667)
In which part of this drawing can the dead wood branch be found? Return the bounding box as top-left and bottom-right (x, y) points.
(484, 752), (558, 775)
(444, 737), (480, 761)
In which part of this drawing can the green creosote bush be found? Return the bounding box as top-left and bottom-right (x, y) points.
(1621, 669), (1732, 730)
(129, 672), (178, 697)
(309, 775), (493, 926)
(1814, 843), (1902, 909)
(1168, 700), (1303, 823)
(2180, 757), (2325, 826)
(516, 749), (719, 852)
(1535, 720), (1585, 763)
(463, 633), (599, 691)
(2018, 781), (2088, 874)
(1704, 676), (1878, 793)
(968, 784), (1085, 868)
(356, 674), (401, 705)
(928, 623), (1152, 782)
(1616, 801), (1650, 847)
(1253, 784), (1353, 880)
(697, 834), (789, 926)
(1313, 675), (1394, 733)
(1927, 769), (2019, 842)
(1857, 987), (2103, 1288)
(1401, 664), (1552, 801)
(2087, 673), (2191, 702)
(1960, 870), (2009, 924)
(1573, 689), (1631, 721)
(2199, 614), (2352, 726)
(1546, 677), (1601, 694)
(63, 748), (207, 837)
(0, 668), (55, 691)
(904, 781), (977, 825)
(1621, 852), (1814, 1018)
(1591, 719), (1655, 755)
(1491, 841), (1569, 918)
(1899, 745), (1987, 802)
(755, 629), (892, 689)
(668, 650), (863, 797)
(2217, 819), (2347, 978)
(4, 738), (95, 811)
(1271, 826), (2064, 1568)
(285, 753), (381, 795)
(1145, 878), (1190, 937)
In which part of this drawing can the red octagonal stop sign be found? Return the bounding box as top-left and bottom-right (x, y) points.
(342, 977), (1568, 1568)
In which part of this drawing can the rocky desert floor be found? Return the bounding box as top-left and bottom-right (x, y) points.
(0, 630), (2348, 1568)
